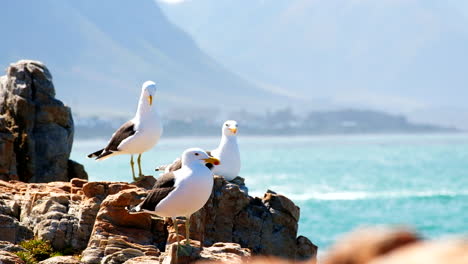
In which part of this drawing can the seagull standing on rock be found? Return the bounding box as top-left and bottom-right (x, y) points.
(210, 120), (241, 181)
(127, 148), (220, 248)
(156, 120), (241, 181)
(87, 81), (163, 181)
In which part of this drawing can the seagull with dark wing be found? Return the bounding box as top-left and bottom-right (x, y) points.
(127, 148), (220, 248)
(88, 81), (163, 181)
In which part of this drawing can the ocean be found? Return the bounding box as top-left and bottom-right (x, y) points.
(71, 133), (468, 250)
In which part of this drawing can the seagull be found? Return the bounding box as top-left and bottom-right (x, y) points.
(127, 148), (220, 248)
(87, 81), (163, 181)
(155, 120), (240, 181)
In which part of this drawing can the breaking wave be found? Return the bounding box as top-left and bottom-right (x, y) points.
(288, 190), (468, 201)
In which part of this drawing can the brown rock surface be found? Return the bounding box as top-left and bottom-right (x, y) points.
(38, 256), (84, 264)
(0, 178), (148, 255)
(0, 60), (86, 182)
(184, 176), (313, 260)
(0, 241), (26, 253)
(81, 189), (164, 264)
(0, 175), (315, 263)
(0, 250), (25, 264)
(161, 242), (251, 264)
(296, 236), (318, 261)
(122, 255), (161, 263)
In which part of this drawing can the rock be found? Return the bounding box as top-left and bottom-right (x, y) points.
(0, 174), (315, 262)
(0, 60), (87, 183)
(199, 242), (251, 263)
(295, 236), (318, 261)
(101, 248), (145, 264)
(123, 256), (161, 264)
(0, 206), (33, 243)
(0, 241), (26, 252)
(180, 176), (310, 259)
(132, 175), (157, 190)
(0, 250), (25, 264)
(0, 117), (17, 181)
(200, 257), (296, 264)
(0, 177), (148, 254)
(38, 256), (84, 264)
(161, 242), (251, 264)
(68, 160), (89, 182)
(368, 239), (468, 264)
(81, 190), (164, 264)
(323, 227), (420, 264)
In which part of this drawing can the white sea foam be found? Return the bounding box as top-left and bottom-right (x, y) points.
(287, 190), (468, 201)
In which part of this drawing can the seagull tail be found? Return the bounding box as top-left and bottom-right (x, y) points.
(126, 204), (142, 214)
(87, 149), (104, 158)
(88, 149), (116, 161)
(155, 164), (167, 172)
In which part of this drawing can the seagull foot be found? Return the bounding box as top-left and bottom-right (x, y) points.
(150, 215), (165, 221)
(132, 174), (145, 182)
(176, 244), (192, 257)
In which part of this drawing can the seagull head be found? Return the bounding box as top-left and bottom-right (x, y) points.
(182, 148), (220, 167)
(222, 120), (238, 136)
(141, 81), (157, 106)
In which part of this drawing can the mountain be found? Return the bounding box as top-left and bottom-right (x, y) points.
(160, 0), (468, 129)
(0, 0), (285, 118)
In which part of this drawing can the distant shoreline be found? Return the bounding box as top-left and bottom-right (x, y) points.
(74, 132), (468, 141)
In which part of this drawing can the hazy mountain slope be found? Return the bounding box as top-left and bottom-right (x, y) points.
(0, 0), (283, 117)
(161, 0), (468, 128)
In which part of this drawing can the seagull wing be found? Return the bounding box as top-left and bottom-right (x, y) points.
(138, 172), (176, 211)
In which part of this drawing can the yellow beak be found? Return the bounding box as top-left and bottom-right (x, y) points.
(229, 128), (237, 134)
(203, 157), (220, 166)
(148, 95), (153, 106)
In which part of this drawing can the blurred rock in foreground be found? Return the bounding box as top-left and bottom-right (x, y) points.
(0, 60), (87, 182)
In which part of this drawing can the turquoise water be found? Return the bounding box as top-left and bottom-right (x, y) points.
(71, 134), (468, 250)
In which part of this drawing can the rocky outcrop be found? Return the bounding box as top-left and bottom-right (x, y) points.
(0, 179), (132, 251)
(0, 175), (315, 263)
(80, 175), (314, 263)
(186, 177), (311, 259)
(81, 189), (163, 264)
(1, 177), (468, 264)
(0, 60), (87, 182)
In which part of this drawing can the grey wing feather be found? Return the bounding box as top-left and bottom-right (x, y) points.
(104, 120), (136, 152)
(137, 172), (177, 211)
(155, 158), (182, 172)
(90, 120), (136, 160)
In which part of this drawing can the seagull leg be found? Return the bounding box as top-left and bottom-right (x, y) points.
(173, 217), (190, 257)
(137, 153), (144, 179)
(130, 155), (136, 181)
(185, 215), (191, 245)
(173, 217), (180, 263)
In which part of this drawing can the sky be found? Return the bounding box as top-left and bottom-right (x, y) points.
(159, 0), (468, 129)
(1, 0), (467, 130)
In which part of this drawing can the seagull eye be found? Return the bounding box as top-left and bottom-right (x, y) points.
(225, 124), (229, 127)
(195, 153), (199, 156)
